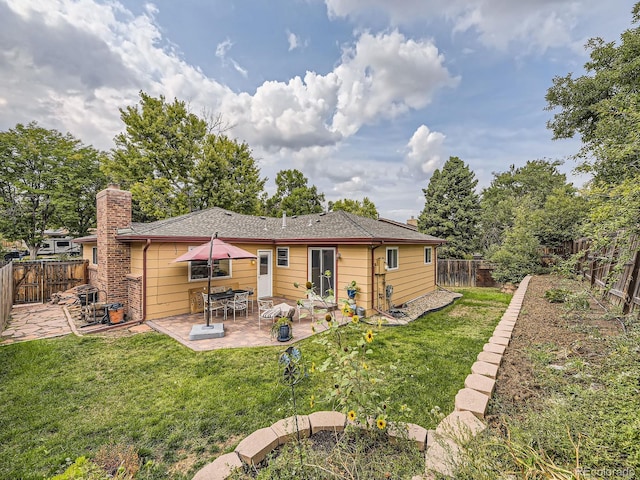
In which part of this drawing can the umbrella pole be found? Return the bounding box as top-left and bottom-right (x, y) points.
(205, 232), (218, 327)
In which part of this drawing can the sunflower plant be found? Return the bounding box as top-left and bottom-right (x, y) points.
(294, 274), (404, 432)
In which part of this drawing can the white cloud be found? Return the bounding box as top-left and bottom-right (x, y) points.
(405, 125), (445, 179)
(332, 30), (459, 136)
(324, 0), (595, 53)
(287, 30), (300, 51)
(0, 0), (459, 220)
(215, 38), (233, 59)
(222, 29), (457, 152)
(215, 38), (248, 77)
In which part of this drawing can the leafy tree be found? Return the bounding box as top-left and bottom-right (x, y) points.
(51, 148), (107, 237)
(328, 197), (378, 219)
(490, 208), (543, 284)
(193, 135), (265, 215)
(264, 169), (325, 216)
(530, 186), (588, 247)
(418, 156), (480, 259)
(545, 3), (640, 185)
(0, 122), (106, 257)
(545, 3), (640, 286)
(103, 92), (265, 221)
(479, 160), (573, 252)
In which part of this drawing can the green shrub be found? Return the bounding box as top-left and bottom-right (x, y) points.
(544, 288), (570, 303)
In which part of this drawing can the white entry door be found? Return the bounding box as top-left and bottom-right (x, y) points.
(257, 250), (273, 298)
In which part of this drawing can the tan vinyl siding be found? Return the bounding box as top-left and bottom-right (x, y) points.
(273, 245), (308, 300)
(82, 242), (96, 264)
(382, 244), (437, 306)
(335, 245), (371, 309)
(143, 242), (260, 320)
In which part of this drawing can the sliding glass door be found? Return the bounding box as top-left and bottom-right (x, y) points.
(309, 248), (335, 297)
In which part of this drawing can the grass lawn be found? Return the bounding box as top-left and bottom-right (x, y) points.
(0, 287), (510, 480)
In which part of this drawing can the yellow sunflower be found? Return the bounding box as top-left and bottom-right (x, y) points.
(376, 417), (387, 430)
(347, 410), (356, 422)
(352, 315), (359, 323)
(365, 329), (374, 343)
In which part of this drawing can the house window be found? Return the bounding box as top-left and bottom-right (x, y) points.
(92, 247), (98, 265)
(187, 246), (231, 281)
(424, 246), (433, 265)
(386, 247), (399, 270)
(276, 247), (289, 267)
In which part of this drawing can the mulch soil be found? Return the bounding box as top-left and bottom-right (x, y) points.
(487, 274), (623, 421)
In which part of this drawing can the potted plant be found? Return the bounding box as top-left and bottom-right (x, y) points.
(271, 316), (293, 342)
(345, 280), (359, 300)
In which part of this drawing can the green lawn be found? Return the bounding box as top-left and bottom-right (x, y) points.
(0, 288), (510, 480)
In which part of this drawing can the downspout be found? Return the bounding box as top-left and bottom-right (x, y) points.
(142, 239), (151, 322)
(371, 242), (396, 320)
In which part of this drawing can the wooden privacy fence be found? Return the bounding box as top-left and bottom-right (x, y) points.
(13, 259), (88, 304)
(0, 262), (13, 332)
(574, 235), (640, 315)
(437, 259), (497, 287)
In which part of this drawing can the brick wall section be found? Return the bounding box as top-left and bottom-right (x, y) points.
(127, 275), (143, 322)
(95, 185), (132, 309)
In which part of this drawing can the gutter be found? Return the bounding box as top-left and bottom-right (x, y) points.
(142, 239), (151, 322)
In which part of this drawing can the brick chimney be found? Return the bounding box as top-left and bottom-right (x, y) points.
(95, 184), (131, 307)
(407, 216), (418, 227)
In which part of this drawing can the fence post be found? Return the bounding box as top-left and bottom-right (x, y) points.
(623, 248), (640, 315)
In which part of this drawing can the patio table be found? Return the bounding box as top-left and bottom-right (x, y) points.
(207, 290), (248, 320)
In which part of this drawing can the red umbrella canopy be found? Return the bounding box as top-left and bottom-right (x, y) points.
(174, 238), (257, 262)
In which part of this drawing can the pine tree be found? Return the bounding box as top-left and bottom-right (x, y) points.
(418, 156), (480, 259)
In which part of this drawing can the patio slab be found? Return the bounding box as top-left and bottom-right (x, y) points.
(1, 303), (72, 345)
(146, 298), (338, 351)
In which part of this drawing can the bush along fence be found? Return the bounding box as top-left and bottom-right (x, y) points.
(573, 235), (640, 315)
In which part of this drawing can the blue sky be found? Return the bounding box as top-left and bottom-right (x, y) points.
(0, 0), (634, 221)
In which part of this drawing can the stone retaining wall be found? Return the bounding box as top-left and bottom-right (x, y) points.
(422, 275), (531, 478)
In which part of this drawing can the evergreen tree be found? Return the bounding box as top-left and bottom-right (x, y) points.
(418, 156), (480, 259)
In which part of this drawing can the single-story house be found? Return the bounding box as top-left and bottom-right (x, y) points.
(76, 185), (445, 322)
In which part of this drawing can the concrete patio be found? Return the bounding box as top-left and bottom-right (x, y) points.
(146, 298), (339, 351)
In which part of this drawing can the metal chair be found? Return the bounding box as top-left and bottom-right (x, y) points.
(226, 291), (249, 321)
(202, 293), (227, 321)
(257, 298), (274, 329)
(244, 286), (255, 313)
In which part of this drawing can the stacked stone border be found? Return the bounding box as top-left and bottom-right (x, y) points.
(192, 411), (429, 480)
(192, 276), (532, 480)
(422, 275), (531, 479)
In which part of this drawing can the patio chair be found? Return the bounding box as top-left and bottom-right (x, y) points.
(244, 286), (255, 313)
(257, 298), (274, 329)
(226, 291), (249, 321)
(202, 293), (227, 321)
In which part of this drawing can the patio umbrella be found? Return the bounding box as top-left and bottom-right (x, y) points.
(173, 237), (257, 263)
(174, 233), (257, 327)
